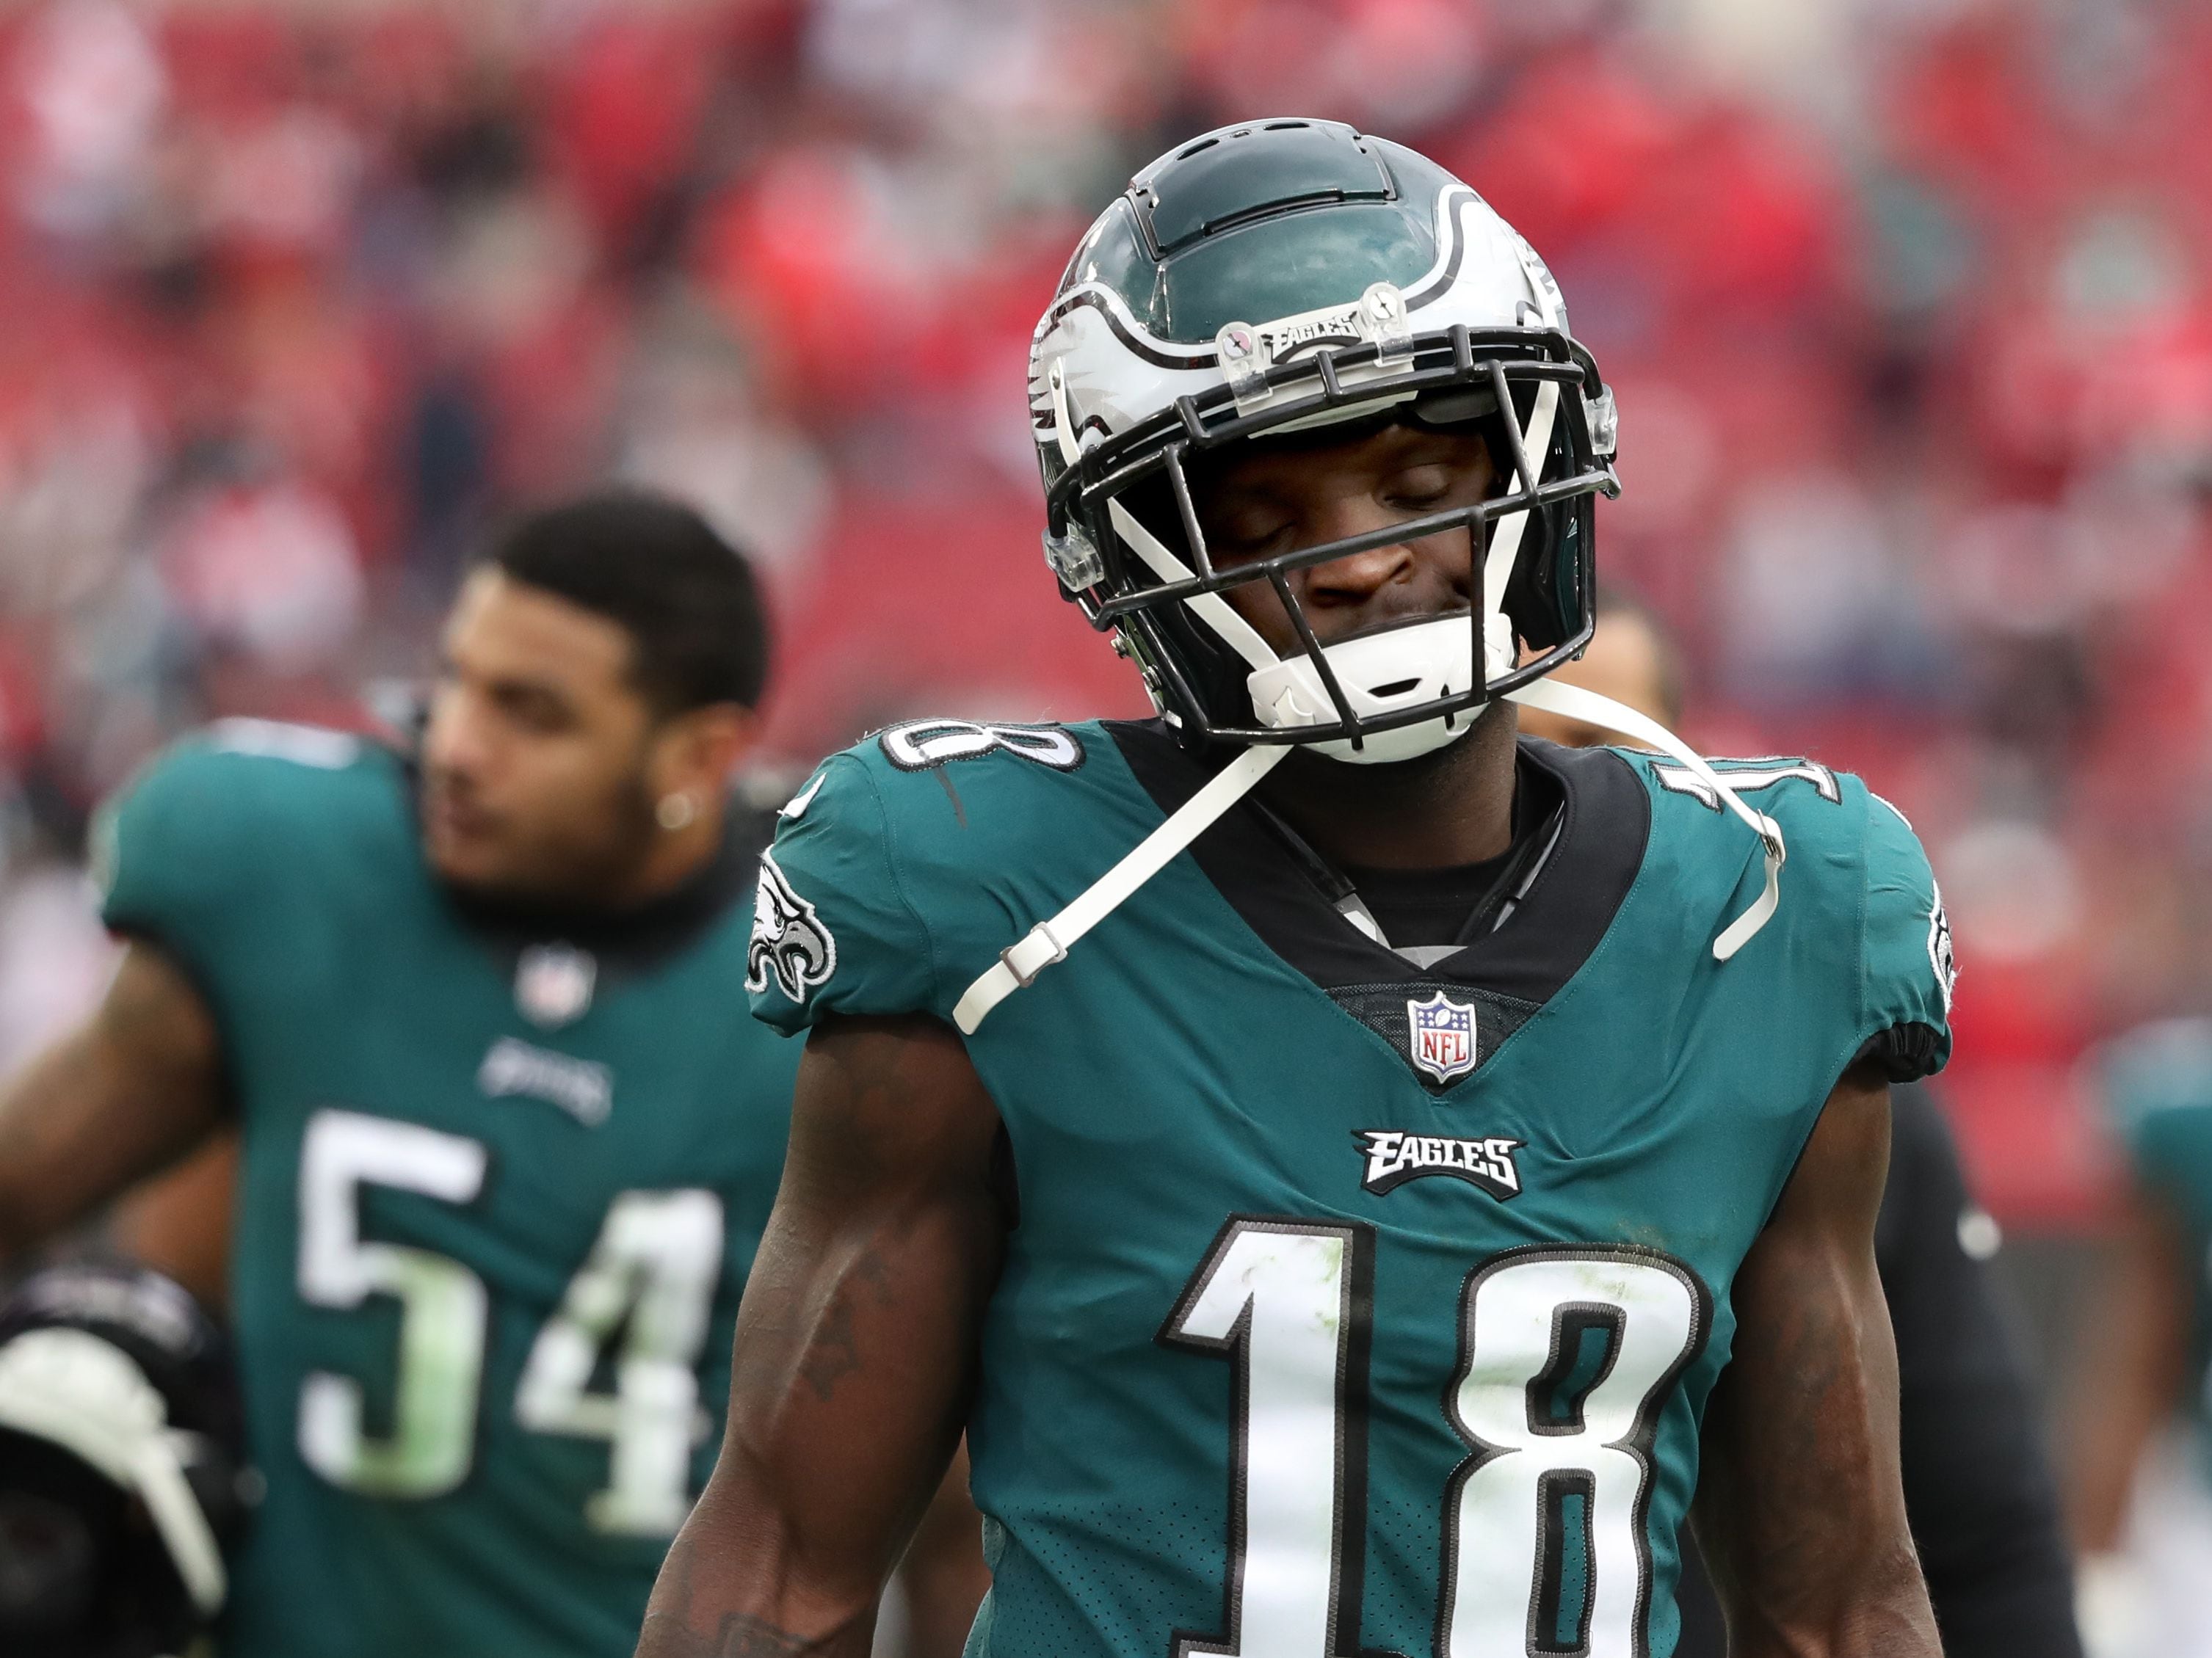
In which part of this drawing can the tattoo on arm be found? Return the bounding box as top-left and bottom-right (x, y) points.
(634, 1012), (1005, 1658)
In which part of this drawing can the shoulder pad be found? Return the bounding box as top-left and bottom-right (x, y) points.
(95, 724), (382, 949)
(1620, 751), (1954, 1077)
(747, 721), (1147, 1034)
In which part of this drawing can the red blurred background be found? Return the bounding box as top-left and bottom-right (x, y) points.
(2, 0), (2211, 1236)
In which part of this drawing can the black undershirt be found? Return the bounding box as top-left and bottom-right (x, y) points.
(1336, 851), (1517, 948)
(1319, 753), (1562, 950)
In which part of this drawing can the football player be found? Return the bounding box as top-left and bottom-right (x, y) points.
(639, 121), (1959, 1658)
(0, 494), (986, 1657)
(2070, 1019), (2212, 1655)
(1528, 592), (2082, 1657)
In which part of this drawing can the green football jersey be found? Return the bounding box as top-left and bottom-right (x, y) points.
(95, 720), (800, 1658)
(749, 718), (1954, 1658)
(2104, 1018), (2212, 1474)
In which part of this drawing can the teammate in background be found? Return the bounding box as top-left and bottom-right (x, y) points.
(642, 123), (1954, 1658)
(0, 493), (988, 1657)
(1523, 590), (2083, 1658)
(2070, 1020), (2212, 1657)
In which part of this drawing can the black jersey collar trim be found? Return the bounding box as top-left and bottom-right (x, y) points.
(1103, 722), (1650, 1009)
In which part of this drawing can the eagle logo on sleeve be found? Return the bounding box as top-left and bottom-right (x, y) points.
(747, 849), (838, 1003)
(1928, 881), (1957, 1017)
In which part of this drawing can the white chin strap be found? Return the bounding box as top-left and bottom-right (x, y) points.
(1247, 614), (1517, 763)
(954, 742), (1291, 1033)
(0, 1327), (229, 1616)
(952, 675), (1786, 1034)
(1501, 677), (1786, 962)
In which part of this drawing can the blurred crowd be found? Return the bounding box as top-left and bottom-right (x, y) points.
(1, 0), (2211, 1223)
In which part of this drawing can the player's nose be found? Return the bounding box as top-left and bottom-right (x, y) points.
(421, 694), (493, 785)
(1295, 503), (1466, 622)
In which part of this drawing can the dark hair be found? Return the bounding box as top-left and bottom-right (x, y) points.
(485, 491), (769, 713)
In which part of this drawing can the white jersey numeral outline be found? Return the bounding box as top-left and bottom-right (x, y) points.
(1651, 757), (1838, 812)
(1166, 1225), (1708, 1658)
(1160, 1218), (1374, 1658)
(1438, 1248), (1707, 1657)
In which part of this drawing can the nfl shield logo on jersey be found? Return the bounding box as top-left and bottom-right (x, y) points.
(1406, 990), (1478, 1085)
(515, 942), (596, 1029)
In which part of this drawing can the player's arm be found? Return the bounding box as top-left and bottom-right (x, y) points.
(2066, 1180), (2189, 1556)
(637, 1011), (1008, 1658)
(0, 941), (229, 1265)
(896, 1447), (993, 1658)
(1691, 1061), (1939, 1657)
(106, 1130), (242, 1309)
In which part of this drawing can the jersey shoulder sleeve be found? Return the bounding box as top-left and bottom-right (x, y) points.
(94, 720), (377, 978)
(1854, 786), (1954, 1080)
(2098, 1018), (2212, 1188)
(1620, 750), (1954, 1080)
(744, 749), (937, 1034)
(746, 719), (1136, 1036)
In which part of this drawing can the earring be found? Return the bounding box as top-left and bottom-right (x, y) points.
(656, 793), (697, 831)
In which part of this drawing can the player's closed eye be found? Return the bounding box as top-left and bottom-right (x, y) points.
(1214, 519), (1291, 562)
(490, 683), (575, 735)
(1389, 462), (1461, 503)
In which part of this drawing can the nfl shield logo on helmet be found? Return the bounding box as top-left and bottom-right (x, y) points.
(1405, 991), (1478, 1085)
(515, 943), (596, 1030)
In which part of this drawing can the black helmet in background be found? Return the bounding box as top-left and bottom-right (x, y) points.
(0, 1263), (254, 1658)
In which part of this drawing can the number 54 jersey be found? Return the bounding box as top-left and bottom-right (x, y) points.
(96, 724), (800, 1658)
(750, 719), (1956, 1658)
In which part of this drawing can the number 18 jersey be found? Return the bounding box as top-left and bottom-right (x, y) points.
(97, 724), (800, 1658)
(750, 719), (1954, 1658)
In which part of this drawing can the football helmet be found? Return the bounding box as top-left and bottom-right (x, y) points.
(960, 120), (1787, 1033)
(0, 1264), (252, 1658)
(1027, 116), (1619, 763)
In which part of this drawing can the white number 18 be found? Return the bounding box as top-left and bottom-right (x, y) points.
(1164, 1219), (1705, 1658)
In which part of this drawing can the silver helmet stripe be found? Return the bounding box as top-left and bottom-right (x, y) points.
(1046, 360), (1082, 468)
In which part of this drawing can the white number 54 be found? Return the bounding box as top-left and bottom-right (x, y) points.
(295, 1108), (725, 1535)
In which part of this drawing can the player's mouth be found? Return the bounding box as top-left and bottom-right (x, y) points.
(1318, 602), (1476, 650)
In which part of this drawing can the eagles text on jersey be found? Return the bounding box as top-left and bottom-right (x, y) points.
(747, 716), (1953, 1658)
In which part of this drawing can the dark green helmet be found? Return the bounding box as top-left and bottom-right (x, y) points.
(1029, 117), (1618, 763)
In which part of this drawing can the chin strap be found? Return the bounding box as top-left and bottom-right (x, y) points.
(951, 679), (1788, 1033)
(1501, 677), (1785, 961)
(952, 744), (1291, 1034)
